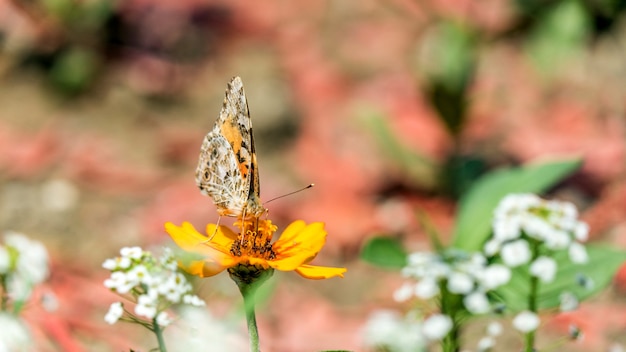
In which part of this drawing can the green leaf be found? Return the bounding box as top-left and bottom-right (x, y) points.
(495, 245), (626, 312)
(49, 47), (98, 95)
(360, 236), (408, 269)
(359, 112), (438, 190)
(421, 22), (477, 137)
(452, 158), (582, 251)
(525, 0), (590, 75)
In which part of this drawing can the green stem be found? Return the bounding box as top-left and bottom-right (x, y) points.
(152, 317), (167, 352)
(524, 241), (541, 352)
(241, 286), (260, 352)
(229, 265), (273, 352)
(0, 275), (8, 312)
(439, 283), (461, 352)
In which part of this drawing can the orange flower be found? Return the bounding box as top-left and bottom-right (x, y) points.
(164, 219), (347, 280)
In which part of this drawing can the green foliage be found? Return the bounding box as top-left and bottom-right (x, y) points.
(49, 47), (99, 95)
(360, 236), (408, 269)
(440, 154), (488, 199)
(360, 112), (438, 190)
(452, 158), (582, 251)
(495, 245), (626, 311)
(525, 0), (591, 75)
(422, 22), (477, 137)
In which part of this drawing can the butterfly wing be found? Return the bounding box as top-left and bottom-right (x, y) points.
(195, 76), (263, 217)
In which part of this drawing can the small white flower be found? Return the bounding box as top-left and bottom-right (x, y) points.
(135, 295), (157, 319)
(423, 314), (453, 341)
(544, 229), (571, 250)
(183, 295), (205, 307)
(120, 246), (143, 260)
(126, 265), (150, 285)
(530, 256), (557, 283)
(483, 239), (501, 256)
(559, 292), (579, 312)
(501, 240), (531, 267)
(0, 313), (31, 350)
(447, 272), (474, 294)
(561, 202), (578, 219)
(522, 215), (553, 241)
(102, 258), (117, 270)
(573, 222), (589, 242)
(105, 302), (124, 325)
(512, 311), (540, 333)
(415, 278), (439, 299)
(7, 276), (33, 300)
(424, 261), (451, 280)
(493, 218), (521, 242)
(0, 247), (10, 274)
(486, 322), (502, 336)
(156, 311), (173, 327)
(109, 272), (128, 290)
(362, 310), (425, 351)
(569, 242), (588, 264)
(104, 271), (125, 290)
(393, 282), (416, 302)
(464, 291), (491, 314)
(406, 252), (438, 267)
(5, 233), (49, 285)
(479, 264), (511, 290)
(477, 336), (495, 351)
(118, 257), (132, 269)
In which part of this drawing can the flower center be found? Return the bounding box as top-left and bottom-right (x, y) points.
(230, 219), (277, 260)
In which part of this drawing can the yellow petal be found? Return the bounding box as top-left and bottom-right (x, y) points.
(295, 264), (347, 280)
(273, 222), (327, 259)
(165, 222), (212, 254)
(182, 260), (227, 278)
(165, 222), (236, 267)
(205, 223), (237, 251)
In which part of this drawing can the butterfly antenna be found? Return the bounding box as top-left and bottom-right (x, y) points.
(265, 184), (315, 204)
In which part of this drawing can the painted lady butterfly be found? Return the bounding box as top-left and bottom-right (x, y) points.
(195, 77), (265, 219)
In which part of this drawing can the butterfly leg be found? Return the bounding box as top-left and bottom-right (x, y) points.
(206, 215), (222, 242)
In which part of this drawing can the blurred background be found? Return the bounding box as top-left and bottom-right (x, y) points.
(1, 0), (626, 351)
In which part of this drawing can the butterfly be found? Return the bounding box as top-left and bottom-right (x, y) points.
(195, 76), (265, 219)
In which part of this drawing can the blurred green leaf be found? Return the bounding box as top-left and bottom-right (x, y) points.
(525, 0), (591, 75)
(49, 47), (99, 95)
(79, 0), (115, 30)
(360, 112), (438, 190)
(440, 154), (487, 199)
(360, 236), (408, 269)
(452, 158), (582, 251)
(42, 0), (75, 22)
(495, 245), (626, 312)
(421, 22), (477, 137)
(427, 22), (476, 93)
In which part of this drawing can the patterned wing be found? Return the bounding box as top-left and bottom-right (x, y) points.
(195, 76), (264, 217)
(196, 129), (248, 216)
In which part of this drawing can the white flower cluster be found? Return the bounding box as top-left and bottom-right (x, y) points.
(485, 194), (589, 283)
(396, 250), (511, 315)
(363, 310), (456, 351)
(103, 247), (205, 327)
(363, 310), (425, 352)
(0, 232), (49, 302)
(0, 313), (31, 351)
(476, 321), (503, 351)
